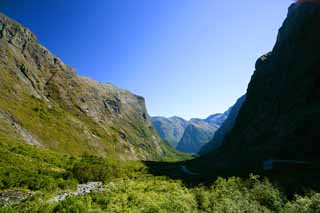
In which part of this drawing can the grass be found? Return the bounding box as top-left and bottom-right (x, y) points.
(1, 138), (320, 212)
(0, 64), (187, 161)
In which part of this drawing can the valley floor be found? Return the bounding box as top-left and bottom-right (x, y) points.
(1, 140), (320, 212)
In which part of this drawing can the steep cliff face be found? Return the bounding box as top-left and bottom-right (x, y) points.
(151, 116), (189, 148)
(0, 13), (178, 161)
(196, 2), (320, 169)
(199, 95), (246, 155)
(233, 2), (320, 164)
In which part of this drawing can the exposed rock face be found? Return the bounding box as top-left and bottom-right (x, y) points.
(199, 95), (246, 155)
(0, 13), (177, 160)
(0, 110), (42, 147)
(198, 2), (320, 169)
(176, 119), (218, 154)
(151, 116), (189, 148)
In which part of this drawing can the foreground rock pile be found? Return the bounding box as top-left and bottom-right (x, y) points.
(49, 182), (104, 203)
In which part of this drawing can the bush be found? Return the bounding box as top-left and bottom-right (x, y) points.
(247, 175), (283, 211)
(71, 155), (122, 183)
(91, 177), (196, 212)
(71, 155), (146, 183)
(191, 175), (283, 213)
(0, 200), (54, 213)
(282, 193), (320, 213)
(53, 196), (92, 213)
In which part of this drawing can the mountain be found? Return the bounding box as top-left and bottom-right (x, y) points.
(191, 2), (320, 170)
(205, 112), (230, 127)
(152, 112), (229, 153)
(0, 13), (182, 161)
(176, 119), (218, 154)
(199, 95), (246, 155)
(151, 116), (188, 148)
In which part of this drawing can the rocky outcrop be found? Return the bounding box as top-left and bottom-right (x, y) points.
(0, 190), (33, 207)
(0, 13), (177, 160)
(49, 182), (104, 203)
(0, 110), (42, 147)
(199, 95), (246, 155)
(196, 2), (320, 169)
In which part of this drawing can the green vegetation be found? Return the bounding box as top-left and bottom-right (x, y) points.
(1, 10), (320, 212)
(1, 140), (320, 212)
(0, 137), (145, 193)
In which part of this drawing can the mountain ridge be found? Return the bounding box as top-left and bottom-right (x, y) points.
(0, 12), (181, 161)
(152, 110), (231, 153)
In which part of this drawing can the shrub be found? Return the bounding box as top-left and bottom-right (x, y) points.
(247, 175), (283, 211)
(71, 155), (122, 183)
(91, 177), (196, 212)
(53, 196), (92, 213)
(71, 155), (146, 183)
(282, 193), (320, 213)
(191, 175), (283, 213)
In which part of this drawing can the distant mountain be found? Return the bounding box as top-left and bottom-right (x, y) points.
(0, 13), (181, 161)
(151, 116), (189, 148)
(205, 112), (230, 127)
(152, 112), (229, 152)
(176, 119), (218, 154)
(190, 2), (320, 170)
(199, 95), (246, 155)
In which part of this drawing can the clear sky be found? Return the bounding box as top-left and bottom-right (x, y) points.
(1, 0), (292, 119)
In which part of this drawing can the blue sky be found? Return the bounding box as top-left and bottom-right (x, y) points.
(1, 0), (292, 119)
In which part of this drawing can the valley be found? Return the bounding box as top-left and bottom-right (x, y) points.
(1, 1), (320, 212)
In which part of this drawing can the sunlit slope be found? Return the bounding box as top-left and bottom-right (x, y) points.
(0, 13), (182, 161)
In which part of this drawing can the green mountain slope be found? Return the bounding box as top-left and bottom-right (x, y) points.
(0, 13), (180, 161)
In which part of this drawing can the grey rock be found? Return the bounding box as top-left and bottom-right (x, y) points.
(49, 182), (104, 203)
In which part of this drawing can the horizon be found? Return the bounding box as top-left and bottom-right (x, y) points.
(1, 0), (292, 119)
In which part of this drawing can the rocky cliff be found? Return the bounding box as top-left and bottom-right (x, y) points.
(194, 2), (320, 169)
(0, 13), (179, 161)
